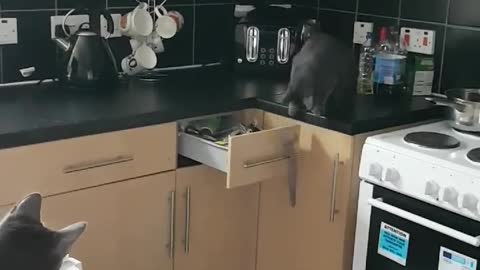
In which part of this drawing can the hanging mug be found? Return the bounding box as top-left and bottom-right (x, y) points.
(120, 2), (154, 37)
(121, 43), (157, 75)
(147, 32), (165, 54)
(154, 5), (184, 39)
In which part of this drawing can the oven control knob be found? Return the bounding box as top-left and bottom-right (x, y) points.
(442, 187), (459, 207)
(384, 168), (401, 186)
(368, 163), (383, 180)
(461, 193), (479, 213)
(425, 180), (440, 199)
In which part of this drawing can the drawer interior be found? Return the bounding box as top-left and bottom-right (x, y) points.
(177, 110), (300, 188)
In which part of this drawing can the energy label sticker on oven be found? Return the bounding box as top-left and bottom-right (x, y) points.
(377, 222), (410, 266)
(439, 247), (477, 270)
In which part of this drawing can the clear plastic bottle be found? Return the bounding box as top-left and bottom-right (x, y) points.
(373, 26), (409, 96)
(357, 32), (374, 95)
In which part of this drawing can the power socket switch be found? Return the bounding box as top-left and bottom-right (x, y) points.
(0, 18), (18, 45)
(400, 27), (436, 55)
(50, 15), (90, 39)
(353, 21), (374, 44)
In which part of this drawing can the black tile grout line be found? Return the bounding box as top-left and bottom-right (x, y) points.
(354, 0), (359, 21)
(400, 17), (446, 26)
(0, 47), (3, 84)
(437, 0), (451, 92)
(397, 0), (402, 24)
(192, 0), (196, 65)
(316, 7), (356, 15)
(0, 9), (57, 12)
(0, 11), (3, 84)
(357, 12), (398, 20)
(0, 8), (1, 83)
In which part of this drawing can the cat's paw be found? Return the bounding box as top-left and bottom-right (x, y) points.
(312, 105), (326, 116)
(288, 102), (307, 117)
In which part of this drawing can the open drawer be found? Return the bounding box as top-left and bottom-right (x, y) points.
(178, 111), (300, 189)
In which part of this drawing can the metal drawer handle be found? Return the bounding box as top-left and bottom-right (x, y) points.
(63, 155), (134, 174)
(184, 187), (191, 254)
(369, 198), (480, 247)
(243, 155), (290, 169)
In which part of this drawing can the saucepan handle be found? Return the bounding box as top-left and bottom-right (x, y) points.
(425, 96), (467, 112)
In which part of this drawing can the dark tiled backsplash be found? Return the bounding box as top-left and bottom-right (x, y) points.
(2, 0), (480, 93)
(0, 0), (233, 83)
(301, 0), (480, 92)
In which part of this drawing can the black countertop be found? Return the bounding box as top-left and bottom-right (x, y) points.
(0, 68), (445, 149)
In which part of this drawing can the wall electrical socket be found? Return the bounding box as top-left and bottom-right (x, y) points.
(0, 18), (18, 45)
(353, 21), (374, 44)
(51, 15), (90, 39)
(400, 27), (436, 55)
(101, 14), (122, 38)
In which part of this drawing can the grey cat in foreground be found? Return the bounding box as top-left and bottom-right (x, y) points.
(284, 24), (356, 117)
(0, 193), (87, 270)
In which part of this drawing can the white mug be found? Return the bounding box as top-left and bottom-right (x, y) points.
(129, 37), (146, 51)
(147, 32), (165, 54)
(120, 3), (154, 37)
(121, 54), (144, 75)
(154, 6), (184, 39)
(121, 43), (157, 75)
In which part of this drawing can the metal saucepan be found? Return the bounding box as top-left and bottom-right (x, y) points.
(426, 88), (480, 132)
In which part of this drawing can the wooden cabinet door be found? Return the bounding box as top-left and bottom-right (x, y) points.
(41, 172), (176, 270)
(174, 165), (259, 270)
(257, 113), (354, 270)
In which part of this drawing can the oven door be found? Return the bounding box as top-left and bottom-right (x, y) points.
(363, 183), (480, 270)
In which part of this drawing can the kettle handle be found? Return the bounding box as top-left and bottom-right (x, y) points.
(101, 9), (115, 36)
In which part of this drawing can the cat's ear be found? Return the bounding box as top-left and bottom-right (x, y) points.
(55, 222), (87, 256)
(11, 193), (42, 221)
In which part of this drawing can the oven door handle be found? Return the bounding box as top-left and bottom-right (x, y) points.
(369, 198), (480, 247)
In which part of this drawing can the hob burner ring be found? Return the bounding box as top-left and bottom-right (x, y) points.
(467, 148), (480, 163)
(404, 132), (460, 149)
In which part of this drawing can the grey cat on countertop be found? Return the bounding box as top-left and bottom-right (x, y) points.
(284, 24), (356, 117)
(0, 193), (86, 270)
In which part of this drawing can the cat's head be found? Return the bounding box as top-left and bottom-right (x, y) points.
(0, 193), (87, 270)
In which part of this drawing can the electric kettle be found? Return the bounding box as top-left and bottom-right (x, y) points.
(54, 8), (118, 88)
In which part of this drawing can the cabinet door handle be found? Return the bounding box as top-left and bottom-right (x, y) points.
(168, 191), (176, 258)
(184, 187), (191, 254)
(329, 153), (343, 223)
(243, 155), (290, 169)
(63, 155), (134, 174)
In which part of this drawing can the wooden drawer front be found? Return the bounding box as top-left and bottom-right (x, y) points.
(227, 125), (299, 188)
(0, 123), (176, 206)
(178, 121), (299, 189)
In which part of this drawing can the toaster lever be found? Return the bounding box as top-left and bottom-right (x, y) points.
(246, 26), (260, 63)
(277, 28), (291, 64)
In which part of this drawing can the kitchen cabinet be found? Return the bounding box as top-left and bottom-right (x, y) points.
(41, 172), (176, 270)
(256, 113), (358, 270)
(174, 165), (259, 270)
(0, 123), (177, 206)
